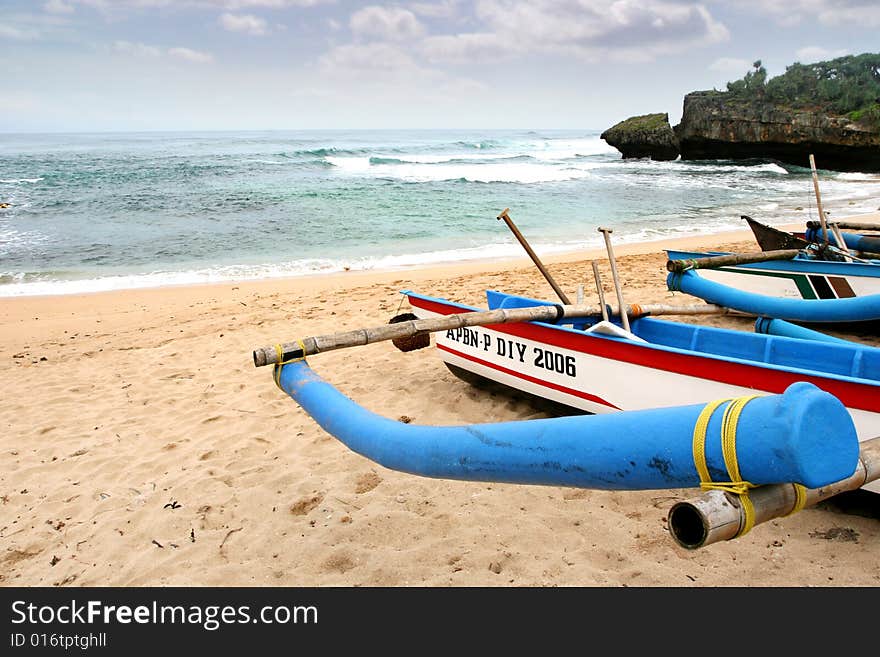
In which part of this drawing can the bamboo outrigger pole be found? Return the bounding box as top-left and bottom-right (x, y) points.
(666, 249), (801, 273)
(806, 220), (880, 233)
(496, 208), (571, 305)
(252, 301), (731, 367)
(667, 436), (880, 550)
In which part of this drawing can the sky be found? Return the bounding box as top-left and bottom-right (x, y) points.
(1, 0), (879, 133)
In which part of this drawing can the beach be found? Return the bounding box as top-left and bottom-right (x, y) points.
(2, 224), (879, 588)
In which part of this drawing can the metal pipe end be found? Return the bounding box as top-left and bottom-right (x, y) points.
(667, 501), (709, 550)
(253, 348), (268, 368)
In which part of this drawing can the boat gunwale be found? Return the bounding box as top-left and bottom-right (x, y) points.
(665, 249), (880, 275)
(403, 290), (880, 411)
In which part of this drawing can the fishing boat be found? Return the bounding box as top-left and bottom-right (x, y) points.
(744, 215), (813, 253)
(401, 288), (880, 494)
(745, 214), (880, 259)
(665, 247), (880, 313)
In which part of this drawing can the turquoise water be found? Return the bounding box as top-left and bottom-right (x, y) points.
(1, 129), (878, 296)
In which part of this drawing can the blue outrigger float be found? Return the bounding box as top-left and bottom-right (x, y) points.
(666, 248), (880, 323)
(253, 284), (880, 549)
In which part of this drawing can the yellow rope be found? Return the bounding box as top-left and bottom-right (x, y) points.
(693, 395), (760, 538)
(273, 340), (308, 388)
(786, 484), (808, 516)
(691, 398), (730, 485)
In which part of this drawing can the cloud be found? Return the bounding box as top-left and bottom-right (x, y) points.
(421, 33), (513, 64)
(0, 24), (41, 40)
(708, 57), (753, 75)
(219, 12), (269, 35)
(44, 0), (75, 13)
(409, 1), (463, 19)
(350, 6), (425, 41)
(414, 0), (730, 62)
(113, 40), (162, 56)
(480, 0), (727, 48)
(73, 0), (332, 8)
(168, 46), (214, 63)
(42, 0), (333, 12)
(112, 40), (214, 63)
(713, 1), (880, 27)
(320, 42), (420, 73)
(795, 46), (850, 62)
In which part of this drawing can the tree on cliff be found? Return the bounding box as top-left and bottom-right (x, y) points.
(726, 60), (767, 96)
(724, 53), (880, 126)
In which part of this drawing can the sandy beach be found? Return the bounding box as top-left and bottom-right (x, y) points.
(2, 222), (879, 588)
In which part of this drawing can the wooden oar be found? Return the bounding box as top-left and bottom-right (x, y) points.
(598, 226), (630, 332)
(496, 208), (571, 305)
(591, 261), (609, 322)
(809, 153), (832, 248)
(666, 249), (800, 272)
(252, 301), (731, 367)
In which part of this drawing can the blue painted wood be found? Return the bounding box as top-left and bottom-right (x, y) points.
(277, 360), (859, 490)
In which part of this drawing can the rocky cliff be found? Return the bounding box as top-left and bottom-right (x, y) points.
(601, 93), (880, 172)
(673, 91), (880, 172)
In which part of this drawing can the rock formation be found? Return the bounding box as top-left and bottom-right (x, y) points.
(599, 113), (680, 161)
(673, 91), (880, 172)
(602, 94), (880, 173)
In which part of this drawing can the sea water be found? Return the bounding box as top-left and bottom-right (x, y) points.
(1, 129), (879, 297)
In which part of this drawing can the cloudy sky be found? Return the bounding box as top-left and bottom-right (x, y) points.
(2, 0), (878, 132)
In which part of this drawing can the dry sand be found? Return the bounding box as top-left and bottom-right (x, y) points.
(2, 221), (879, 588)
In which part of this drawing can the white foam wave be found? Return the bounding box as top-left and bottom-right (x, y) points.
(837, 172), (880, 181)
(0, 214), (780, 298)
(525, 137), (618, 161)
(386, 153), (519, 164)
(0, 177), (43, 184)
(328, 157), (594, 183)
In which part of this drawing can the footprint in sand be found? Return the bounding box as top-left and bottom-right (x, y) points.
(322, 551), (357, 574)
(354, 472), (381, 494)
(289, 493), (324, 516)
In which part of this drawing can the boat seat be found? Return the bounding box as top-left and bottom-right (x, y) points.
(584, 320), (647, 342)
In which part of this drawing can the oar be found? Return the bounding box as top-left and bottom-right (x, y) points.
(666, 249), (801, 272)
(598, 226), (630, 332)
(496, 208), (571, 304)
(591, 261), (609, 322)
(252, 301), (731, 367)
(809, 153), (833, 248)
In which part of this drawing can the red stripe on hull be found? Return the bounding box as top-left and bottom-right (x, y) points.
(410, 296), (880, 413)
(437, 343), (621, 410)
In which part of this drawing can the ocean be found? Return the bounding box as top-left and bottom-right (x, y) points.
(1, 129), (879, 297)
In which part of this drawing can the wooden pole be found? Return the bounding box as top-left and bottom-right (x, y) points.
(806, 220), (880, 233)
(252, 302), (730, 367)
(809, 153), (834, 248)
(496, 208), (571, 305)
(591, 261), (609, 322)
(597, 227), (630, 332)
(829, 223), (853, 262)
(666, 249), (800, 272)
(668, 436), (880, 550)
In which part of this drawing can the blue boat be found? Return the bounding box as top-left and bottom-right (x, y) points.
(666, 248), (880, 322)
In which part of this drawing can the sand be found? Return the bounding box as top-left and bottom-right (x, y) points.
(2, 220), (879, 588)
